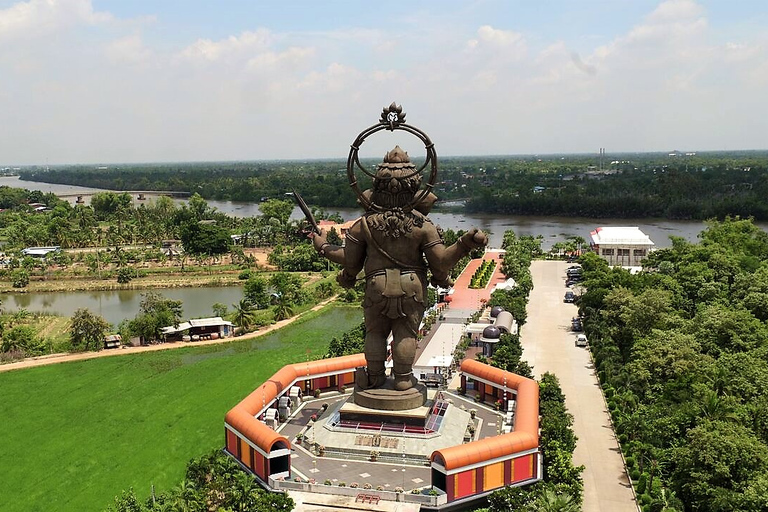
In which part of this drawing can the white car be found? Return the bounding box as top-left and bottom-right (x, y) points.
(575, 334), (588, 347)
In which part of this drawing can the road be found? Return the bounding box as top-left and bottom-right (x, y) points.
(521, 260), (637, 512)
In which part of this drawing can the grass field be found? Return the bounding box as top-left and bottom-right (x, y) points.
(0, 304), (362, 512)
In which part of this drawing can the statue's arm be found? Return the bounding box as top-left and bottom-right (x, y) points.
(423, 226), (488, 275)
(313, 220), (366, 288)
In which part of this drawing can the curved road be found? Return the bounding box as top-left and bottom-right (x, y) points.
(521, 260), (636, 512)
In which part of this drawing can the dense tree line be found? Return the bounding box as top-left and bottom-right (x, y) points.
(18, 150), (768, 219)
(578, 217), (768, 511)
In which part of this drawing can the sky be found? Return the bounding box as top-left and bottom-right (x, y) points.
(1, 0), (767, 165)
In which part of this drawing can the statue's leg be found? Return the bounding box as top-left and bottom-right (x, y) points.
(390, 300), (423, 391)
(362, 306), (389, 388)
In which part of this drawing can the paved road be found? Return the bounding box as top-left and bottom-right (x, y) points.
(521, 260), (637, 512)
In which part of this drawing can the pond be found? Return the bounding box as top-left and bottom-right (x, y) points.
(2, 286), (246, 327)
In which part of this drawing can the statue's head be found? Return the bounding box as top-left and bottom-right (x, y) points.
(370, 146), (421, 209)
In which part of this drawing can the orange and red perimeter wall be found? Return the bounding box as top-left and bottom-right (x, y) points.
(430, 359), (541, 501)
(224, 355), (540, 503)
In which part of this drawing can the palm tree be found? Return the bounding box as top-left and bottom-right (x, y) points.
(531, 488), (580, 512)
(272, 294), (294, 321)
(231, 299), (256, 332)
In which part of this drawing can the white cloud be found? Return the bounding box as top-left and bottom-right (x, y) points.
(1, 0), (768, 164)
(104, 34), (154, 66)
(0, 0), (112, 40)
(180, 29), (274, 63)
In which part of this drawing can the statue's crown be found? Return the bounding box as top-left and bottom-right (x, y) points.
(383, 146), (410, 164)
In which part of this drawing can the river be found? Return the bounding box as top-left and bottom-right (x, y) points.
(5, 175), (758, 249)
(3, 175), (767, 324)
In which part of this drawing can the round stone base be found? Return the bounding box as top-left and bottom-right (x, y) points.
(353, 380), (428, 410)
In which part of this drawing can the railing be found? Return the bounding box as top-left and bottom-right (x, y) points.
(269, 477), (448, 507)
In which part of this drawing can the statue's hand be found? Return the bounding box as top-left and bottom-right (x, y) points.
(336, 269), (357, 288)
(311, 229), (328, 252)
(461, 228), (488, 250)
(431, 274), (454, 288)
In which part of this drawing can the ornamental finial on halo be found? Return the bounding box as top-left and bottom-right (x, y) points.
(380, 102), (406, 130)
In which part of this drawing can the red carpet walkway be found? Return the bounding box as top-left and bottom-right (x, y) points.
(447, 252), (507, 311)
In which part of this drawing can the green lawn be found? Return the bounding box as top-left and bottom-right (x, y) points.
(0, 305), (362, 512)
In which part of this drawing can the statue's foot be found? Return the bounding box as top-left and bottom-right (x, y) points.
(355, 367), (386, 389)
(394, 373), (416, 391)
(369, 373), (387, 388)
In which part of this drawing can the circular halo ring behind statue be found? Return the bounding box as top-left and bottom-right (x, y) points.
(346, 102), (437, 213)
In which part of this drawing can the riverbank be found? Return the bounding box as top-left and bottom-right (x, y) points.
(0, 270), (244, 294)
(0, 296), (343, 373)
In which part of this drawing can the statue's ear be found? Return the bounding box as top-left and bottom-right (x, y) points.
(358, 189), (374, 209)
(415, 192), (438, 215)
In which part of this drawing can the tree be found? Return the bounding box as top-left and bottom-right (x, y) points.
(530, 488), (580, 512)
(116, 267), (134, 284)
(91, 191), (132, 220)
(243, 276), (270, 309)
(180, 221), (230, 256)
(11, 269), (29, 288)
(272, 294), (294, 321)
(212, 302), (228, 317)
(69, 308), (110, 352)
(259, 199), (293, 225)
(231, 299), (256, 331)
(127, 292), (183, 343)
(672, 420), (768, 510)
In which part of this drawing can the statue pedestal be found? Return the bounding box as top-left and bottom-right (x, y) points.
(339, 395), (431, 427)
(352, 380), (428, 411)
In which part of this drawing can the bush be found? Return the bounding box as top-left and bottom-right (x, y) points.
(11, 269), (29, 288)
(116, 267), (133, 284)
(636, 473), (648, 495)
(631, 469), (641, 481)
(238, 269), (252, 280)
(625, 456), (636, 468)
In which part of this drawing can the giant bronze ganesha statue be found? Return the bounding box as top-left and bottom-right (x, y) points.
(308, 103), (487, 395)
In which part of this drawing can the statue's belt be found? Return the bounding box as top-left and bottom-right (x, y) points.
(365, 268), (426, 279)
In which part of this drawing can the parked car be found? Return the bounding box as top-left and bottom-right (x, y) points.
(571, 318), (583, 331)
(564, 291), (575, 303)
(575, 334), (588, 347)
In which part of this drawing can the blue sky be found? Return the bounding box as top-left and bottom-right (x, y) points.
(1, 0), (767, 164)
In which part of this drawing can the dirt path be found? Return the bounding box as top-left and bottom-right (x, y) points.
(0, 296), (340, 373)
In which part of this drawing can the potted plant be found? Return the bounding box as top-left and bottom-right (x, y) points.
(370, 450), (379, 462)
(314, 389), (321, 398)
(295, 433), (304, 444)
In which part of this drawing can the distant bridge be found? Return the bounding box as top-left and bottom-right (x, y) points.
(56, 190), (191, 204)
